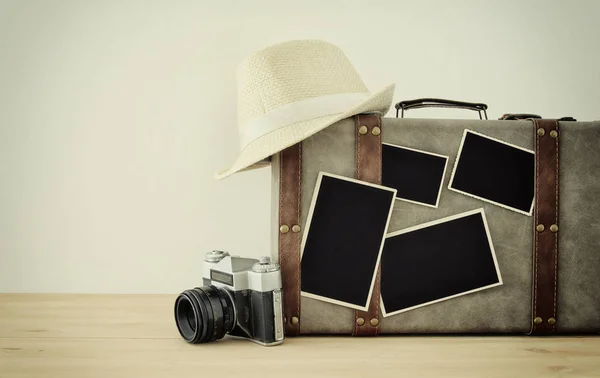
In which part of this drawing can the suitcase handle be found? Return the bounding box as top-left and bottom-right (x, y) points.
(499, 114), (577, 121)
(499, 113), (542, 120)
(395, 98), (488, 120)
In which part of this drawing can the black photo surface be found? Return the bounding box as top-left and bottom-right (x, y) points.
(381, 209), (502, 316)
(382, 143), (448, 207)
(449, 130), (535, 215)
(301, 172), (396, 310)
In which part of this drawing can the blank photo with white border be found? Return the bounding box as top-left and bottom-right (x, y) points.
(381, 208), (503, 316)
(300, 172), (397, 311)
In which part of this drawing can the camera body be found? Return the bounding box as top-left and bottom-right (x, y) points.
(203, 250), (284, 345)
(174, 250), (284, 346)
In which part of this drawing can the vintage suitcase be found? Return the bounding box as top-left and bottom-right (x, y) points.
(269, 109), (600, 336)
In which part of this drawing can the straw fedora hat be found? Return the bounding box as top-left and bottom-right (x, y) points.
(215, 39), (395, 180)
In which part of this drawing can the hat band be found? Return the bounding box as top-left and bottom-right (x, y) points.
(239, 92), (371, 150)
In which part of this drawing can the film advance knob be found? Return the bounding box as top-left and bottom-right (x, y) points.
(252, 256), (280, 273)
(204, 250), (230, 262)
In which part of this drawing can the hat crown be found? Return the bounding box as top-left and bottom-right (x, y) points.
(236, 40), (369, 128)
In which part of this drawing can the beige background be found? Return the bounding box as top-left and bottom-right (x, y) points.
(0, 0), (599, 293)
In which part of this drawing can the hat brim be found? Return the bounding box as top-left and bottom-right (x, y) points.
(215, 83), (396, 180)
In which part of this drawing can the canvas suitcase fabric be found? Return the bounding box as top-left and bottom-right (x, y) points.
(270, 116), (600, 336)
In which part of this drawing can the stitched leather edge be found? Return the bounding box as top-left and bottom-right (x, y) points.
(278, 143), (302, 336)
(529, 119), (560, 335)
(353, 114), (383, 336)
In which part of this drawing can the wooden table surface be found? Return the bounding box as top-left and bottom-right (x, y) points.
(0, 295), (599, 378)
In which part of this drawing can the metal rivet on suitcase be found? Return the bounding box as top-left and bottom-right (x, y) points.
(371, 126), (381, 136)
(370, 318), (379, 327)
(358, 125), (368, 135)
(356, 317), (365, 326)
(536, 224), (545, 232)
(280, 225), (290, 234)
(550, 130), (558, 138)
(547, 317), (557, 326)
(534, 317), (543, 325)
(291, 316), (299, 325)
(537, 128), (545, 136)
(291, 224), (301, 233)
(550, 224), (559, 233)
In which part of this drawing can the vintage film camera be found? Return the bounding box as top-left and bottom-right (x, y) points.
(174, 250), (284, 346)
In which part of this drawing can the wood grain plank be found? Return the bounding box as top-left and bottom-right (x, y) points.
(1, 337), (600, 378)
(1, 295), (599, 378)
(0, 294), (178, 339)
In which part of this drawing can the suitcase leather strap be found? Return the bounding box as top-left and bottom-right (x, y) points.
(353, 113), (383, 336)
(529, 119), (560, 335)
(278, 143), (302, 336)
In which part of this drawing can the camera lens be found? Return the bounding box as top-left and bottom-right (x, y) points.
(174, 286), (235, 343)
